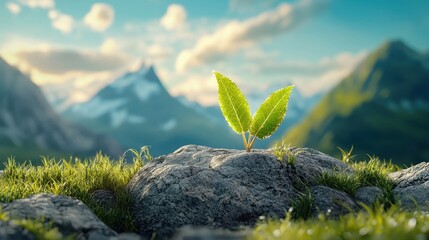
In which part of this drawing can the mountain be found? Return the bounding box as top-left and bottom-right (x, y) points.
(64, 64), (242, 156)
(0, 57), (123, 162)
(283, 40), (429, 165)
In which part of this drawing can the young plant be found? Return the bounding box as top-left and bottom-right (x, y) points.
(337, 146), (355, 163)
(273, 140), (303, 165)
(214, 71), (294, 152)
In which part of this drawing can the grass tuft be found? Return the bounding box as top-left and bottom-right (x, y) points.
(291, 189), (314, 220)
(316, 151), (398, 205)
(316, 171), (360, 196)
(338, 146), (355, 163)
(273, 140), (303, 165)
(250, 205), (429, 240)
(0, 149), (150, 232)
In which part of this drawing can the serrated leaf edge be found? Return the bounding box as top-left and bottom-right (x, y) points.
(216, 72), (251, 133)
(251, 86), (294, 139)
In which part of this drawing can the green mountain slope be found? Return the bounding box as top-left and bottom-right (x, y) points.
(284, 40), (429, 165)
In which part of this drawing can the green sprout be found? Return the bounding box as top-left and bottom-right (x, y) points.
(337, 146), (355, 163)
(214, 71), (294, 152)
(273, 140), (303, 165)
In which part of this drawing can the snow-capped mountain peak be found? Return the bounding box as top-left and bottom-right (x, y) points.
(65, 63), (171, 128)
(109, 64), (162, 101)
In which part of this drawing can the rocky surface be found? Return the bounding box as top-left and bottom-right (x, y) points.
(2, 194), (117, 240)
(311, 186), (358, 218)
(0, 220), (38, 240)
(127, 145), (352, 238)
(173, 226), (249, 240)
(1, 147), (427, 239)
(389, 162), (429, 210)
(354, 186), (385, 207)
(91, 189), (116, 210)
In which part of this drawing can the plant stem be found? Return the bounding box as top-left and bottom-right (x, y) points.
(247, 133), (252, 148)
(241, 132), (248, 151)
(249, 135), (258, 150)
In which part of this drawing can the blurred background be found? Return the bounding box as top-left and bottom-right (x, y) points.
(0, 0), (428, 166)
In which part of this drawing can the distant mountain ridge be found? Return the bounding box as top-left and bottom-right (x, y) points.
(284, 40), (429, 165)
(0, 57), (122, 161)
(64, 64), (243, 156)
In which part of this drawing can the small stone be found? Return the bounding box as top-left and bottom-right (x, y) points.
(354, 186), (385, 207)
(91, 189), (116, 210)
(311, 186), (358, 219)
(2, 194), (117, 239)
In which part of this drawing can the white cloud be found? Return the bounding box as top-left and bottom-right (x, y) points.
(147, 43), (174, 59)
(84, 3), (114, 32)
(6, 2), (21, 14)
(1, 44), (139, 105)
(169, 74), (219, 106)
(19, 0), (54, 8)
(13, 48), (132, 74)
(169, 50), (366, 105)
(249, 51), (368, 96)
(160, 4), (187, 30)
(250, 51), (366, 76)
(100, 38), (120, 54)
(48, 10), (74, 34)
(175, 0), (329, 73)
(99, 36), (174, 62)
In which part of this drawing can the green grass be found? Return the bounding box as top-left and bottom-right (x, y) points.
(0, 150), (149, 233)
(1, 147), (426, 240)
(0, 210), (65, 240)
(316, 171), (361, 196)
(316, 155), (398, 204)
(0, 145), (70, 168)
(250, 205), (429, 240)
(272, 140), (303, 165)
(291, 189), (314, 220)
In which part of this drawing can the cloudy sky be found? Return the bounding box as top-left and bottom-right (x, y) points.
(1, 0), (428, 106)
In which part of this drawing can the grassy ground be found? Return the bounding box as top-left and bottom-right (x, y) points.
(250, 206), (429, 240)
(0, 147), (428, 240)
(315, 156), (399, 206)
(0, 148), (150, 237)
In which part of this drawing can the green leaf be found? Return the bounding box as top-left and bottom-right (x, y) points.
(214, 71), (252, 134)
(250, 85), (294, 139)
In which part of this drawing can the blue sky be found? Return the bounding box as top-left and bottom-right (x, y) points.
(1, 0), (428, 106)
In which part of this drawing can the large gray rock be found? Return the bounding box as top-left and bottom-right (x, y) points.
(311, 186), (358, 218)
(127, 145), (351, 238)
(354, 186), (385, 207)
(389, 162), (429, 210)
(2, 194), (117, 240)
